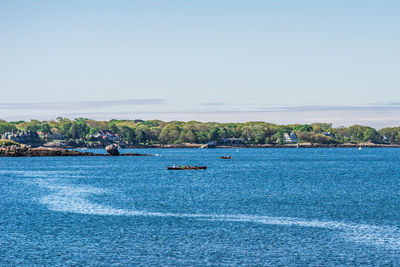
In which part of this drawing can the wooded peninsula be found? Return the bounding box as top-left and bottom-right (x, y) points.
(1, 118), (400, 148)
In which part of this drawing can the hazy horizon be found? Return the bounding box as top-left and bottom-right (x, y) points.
(1, 99), (400, 129)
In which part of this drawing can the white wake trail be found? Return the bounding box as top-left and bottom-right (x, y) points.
(33, 179), (400, 250)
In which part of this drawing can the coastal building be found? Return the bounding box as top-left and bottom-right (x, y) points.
(2, 131), (41, 144)
(38, 132), (65, 140)
(382, 136), (391, 143)
(221, 138), (245, 145)
(283, 133), (298, 143)
(206, 141), (216, 148)
(323, 132), (335, 138)
(91, 130), (119, 142)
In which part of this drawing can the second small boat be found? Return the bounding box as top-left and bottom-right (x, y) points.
(220, 156), (232, 159)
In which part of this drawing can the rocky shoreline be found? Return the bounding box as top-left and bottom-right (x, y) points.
(94, 143), (400, 149)
(61, 142), (400, 149)
(1, 142), (399, 157)
(234, 142), (400, 148)
(0, 145), (154, 157)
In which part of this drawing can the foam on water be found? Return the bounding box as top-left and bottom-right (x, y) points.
(3, 170), (83, 179)
(33, 179), (400, 250)
(1, 170), (68, 175)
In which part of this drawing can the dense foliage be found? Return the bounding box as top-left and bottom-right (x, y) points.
(0, 118), (398, 144)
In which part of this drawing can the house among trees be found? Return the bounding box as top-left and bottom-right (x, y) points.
(323, 132), (335, 138)
(2, 131), (41, 144)
(206, 141), (216, 148)
(221, 138), (245, 145)
(38, 132), (65, 140)
(283, 133), (298, 143)
(90, 130), (119, 142)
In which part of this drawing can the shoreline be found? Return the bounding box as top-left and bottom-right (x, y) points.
(69, 143), (400, 149)
(2, 143), (400, 157)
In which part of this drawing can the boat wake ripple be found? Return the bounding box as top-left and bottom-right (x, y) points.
(33, 179), (400, 249)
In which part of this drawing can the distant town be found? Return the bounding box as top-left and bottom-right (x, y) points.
(1, 118), (400, 148)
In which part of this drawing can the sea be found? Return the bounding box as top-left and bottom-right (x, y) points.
(1, 148), (400, 266)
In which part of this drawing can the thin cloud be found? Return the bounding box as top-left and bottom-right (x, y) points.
(197, 103), (400, 112)
(258, 104), (400, 112)
(200, 102), (228, 106)
(368, 102), (400, 107)
(0, 99), (166, 110)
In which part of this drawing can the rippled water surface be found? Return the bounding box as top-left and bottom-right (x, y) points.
(1, 148), (400, 266)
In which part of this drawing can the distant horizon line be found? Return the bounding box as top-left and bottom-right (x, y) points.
(1, 99), (400, 111)
(1, 99), (399, 129)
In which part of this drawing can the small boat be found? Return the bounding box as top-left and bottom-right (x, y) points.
(220, 156), (232, 159)
(167, 166), (207, 170)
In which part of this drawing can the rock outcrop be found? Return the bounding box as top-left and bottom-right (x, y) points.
(0, 145), (153, 157)
(0, 145), (96, 157)
(105, 144), (120, 156)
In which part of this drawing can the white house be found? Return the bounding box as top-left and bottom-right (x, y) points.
(323, 132), (335, 138)
(283, 133), (298, 143)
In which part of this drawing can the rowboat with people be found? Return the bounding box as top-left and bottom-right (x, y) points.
(167, 165), (207, 170)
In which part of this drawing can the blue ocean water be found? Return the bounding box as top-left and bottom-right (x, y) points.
(1, 148), (400, 266)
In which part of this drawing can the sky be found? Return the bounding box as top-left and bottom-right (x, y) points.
(0, 0), (399, 127)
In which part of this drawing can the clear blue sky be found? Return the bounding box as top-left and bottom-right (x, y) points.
(1, 0), (399, 126)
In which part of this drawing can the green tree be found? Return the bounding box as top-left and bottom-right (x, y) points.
(179, 127), (198, 143)
(25, 124), (41, 133)
(210, 128), (220, 141)
(293, 124), (313, 132)
(119, 125), (136, 143)
(40, 123), (52, 134)
(134, 125), (151, 144)
(109, 123), (119, 134)
(311, 123), (332, 133)
(75, 121), (90, 139)
(159, 123), (182, 144)
(0, 123), (17, 134)
(363, 128), (378, 142)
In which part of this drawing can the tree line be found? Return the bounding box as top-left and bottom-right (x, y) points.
(1, 118), (400, 144)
